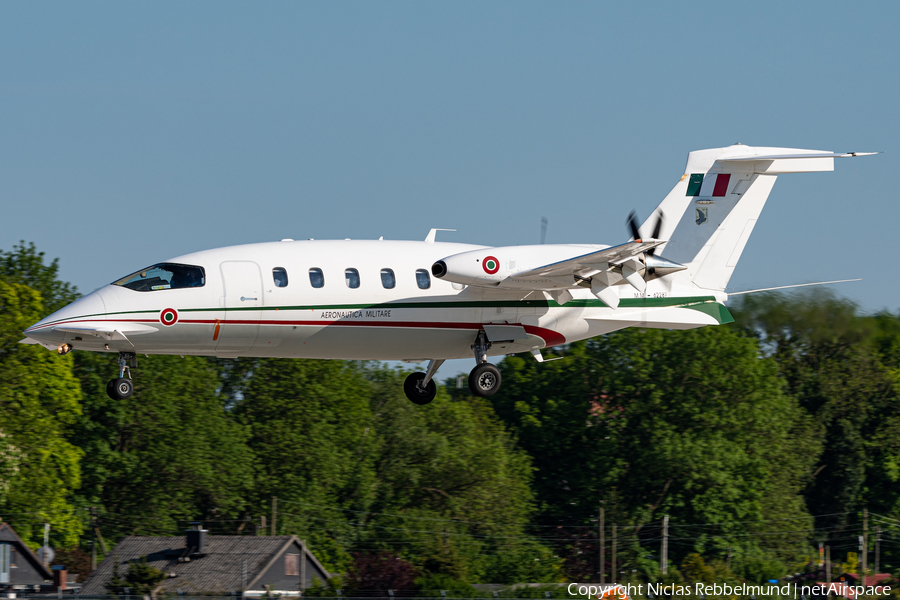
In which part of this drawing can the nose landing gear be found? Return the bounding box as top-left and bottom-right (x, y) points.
(107, 352), (137, 400)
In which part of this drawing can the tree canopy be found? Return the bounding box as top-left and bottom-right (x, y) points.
(2, 242), (900, 582)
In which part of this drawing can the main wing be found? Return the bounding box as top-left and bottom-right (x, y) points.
(510, 240), (664, 280)
(433, 239), (670, 308)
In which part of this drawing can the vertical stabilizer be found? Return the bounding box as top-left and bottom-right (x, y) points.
(640, 144), (858, 292)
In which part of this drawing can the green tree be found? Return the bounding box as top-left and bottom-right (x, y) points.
(362, 366), (561, 583)
(0, 242), (78, 313)
(232, 358), (378, 572)
(0, 278), (84, 547)
(492, 325), (819, 576)
(106, 555), (166, 595)
(736, 291), (900, 540)
(71, 352), (255, 538)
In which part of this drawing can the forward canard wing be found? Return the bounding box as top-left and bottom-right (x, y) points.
(52, 322), (159, 342)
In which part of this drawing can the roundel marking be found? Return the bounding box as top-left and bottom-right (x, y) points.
(483, 256), (500, 275)
(160, 308), (179, 327)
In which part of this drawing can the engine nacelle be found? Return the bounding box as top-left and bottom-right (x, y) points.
(432, 244), (607, 288)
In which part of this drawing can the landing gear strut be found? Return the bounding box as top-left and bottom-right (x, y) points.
(468, 330), (501, 397)
(404, 359), (445, 405)
(107, 352), (136, 400)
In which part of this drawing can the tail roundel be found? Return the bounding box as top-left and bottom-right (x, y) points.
(641, 145), (875, 292)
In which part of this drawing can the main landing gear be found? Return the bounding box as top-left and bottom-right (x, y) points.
(468, 330), (501, 398)
(107, 352), (137, 400)
(403, 330), (502, 405)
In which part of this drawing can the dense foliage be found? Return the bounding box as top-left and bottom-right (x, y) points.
(2, 243), (900, 588)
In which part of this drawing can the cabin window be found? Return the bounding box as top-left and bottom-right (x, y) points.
(273, 267), (289, 288)
(345, 268), (360, 289)
(416, 269), (431, 289)
(381, 268), (396, 289)
(309, 268), (325, 288)
(285, 553), (299, 576)
(113, 263), (205, 291)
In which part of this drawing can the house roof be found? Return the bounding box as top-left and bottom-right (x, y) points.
(79, 535), (330, 595)
(842, 573), (892, 586)
(0, 522), (53, 581)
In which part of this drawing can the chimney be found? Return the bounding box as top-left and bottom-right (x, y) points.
(52, 566), (68, 590)
(186, 522), (207, 555)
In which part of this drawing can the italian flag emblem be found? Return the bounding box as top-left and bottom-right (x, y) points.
(160, 308), (179, 326)
(483, 256), (500, 274)
(686, 173), (731, 197)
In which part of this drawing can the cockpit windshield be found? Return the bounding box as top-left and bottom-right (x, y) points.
(113, 263), (206, 292)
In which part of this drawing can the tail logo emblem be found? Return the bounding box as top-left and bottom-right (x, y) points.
(695, 207), (709, 225)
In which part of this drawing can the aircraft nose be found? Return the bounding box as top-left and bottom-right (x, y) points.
(23, 289), (108, 343)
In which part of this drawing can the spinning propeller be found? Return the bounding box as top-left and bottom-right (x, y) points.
(626, 210), (664, 254)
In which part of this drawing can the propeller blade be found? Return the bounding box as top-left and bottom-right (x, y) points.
(627, 210), (641, 241)
(540, 216), (548, 245)
(648, 211), (664, 255)
(651, 211), (664, 239)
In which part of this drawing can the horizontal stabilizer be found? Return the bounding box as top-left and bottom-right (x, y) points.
(720, 151), (880, 161)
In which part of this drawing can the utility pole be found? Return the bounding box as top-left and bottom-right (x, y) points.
(260, 516), (266, 536)
(826, 545), (831, 583)
(271, 497), (277, 536)
(875, 526), (881, 574)
(661, 515), (669, 575)
(599, 507), (605, 584)
(862, 509), (868, 577)
(90, 507), (97, 571)
(43, 523), (50, 566)
(611, 524), (617, 583)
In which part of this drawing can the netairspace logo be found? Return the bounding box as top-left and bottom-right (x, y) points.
(566, 583), (894, 598)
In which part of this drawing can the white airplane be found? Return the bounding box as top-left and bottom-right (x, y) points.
(22, 144), (876, 404)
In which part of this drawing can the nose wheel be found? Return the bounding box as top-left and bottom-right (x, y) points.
(107, 352), (137, 400)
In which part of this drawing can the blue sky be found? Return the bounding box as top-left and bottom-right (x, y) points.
(2, 2), (896, 376)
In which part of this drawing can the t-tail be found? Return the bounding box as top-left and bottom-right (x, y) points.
(641, 144), (877, 293)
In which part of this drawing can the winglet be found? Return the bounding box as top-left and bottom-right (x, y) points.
(425, 229), (457, 243)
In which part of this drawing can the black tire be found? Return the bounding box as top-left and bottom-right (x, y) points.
(106, 379), (117, 399)
(404, 372), (437, 405)
(468, 363), (502, 397)
(113, 378), (134, 400)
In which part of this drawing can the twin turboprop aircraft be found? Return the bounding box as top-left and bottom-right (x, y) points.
(22, 144), (875, 404)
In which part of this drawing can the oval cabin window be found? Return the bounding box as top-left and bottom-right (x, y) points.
(415, 269), (431, 290)
(309, 268), (325, 288)
(345, 268), (360, 289)
(381, 268), (396, 289)
(273, 267), (288, 288)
